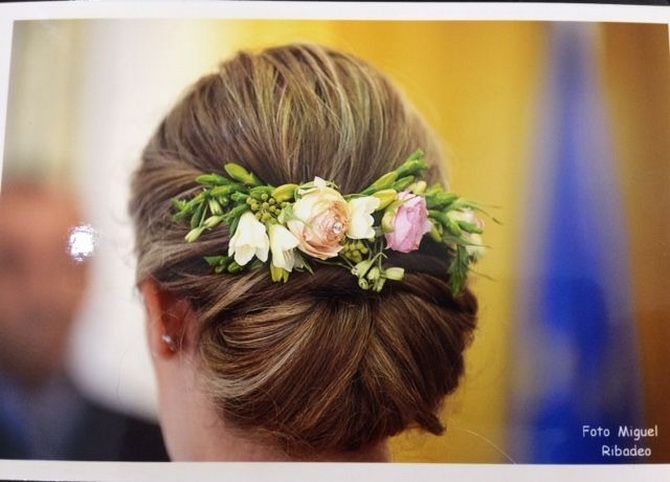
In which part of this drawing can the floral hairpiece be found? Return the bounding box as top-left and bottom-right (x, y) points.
(171, 150), (492, 295)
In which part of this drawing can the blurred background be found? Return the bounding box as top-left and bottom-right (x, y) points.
(1, 19), (668, 463)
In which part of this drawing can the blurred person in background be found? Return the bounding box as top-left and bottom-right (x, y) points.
(0, 180), (168, 461)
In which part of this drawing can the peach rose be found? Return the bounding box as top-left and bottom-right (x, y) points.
(287, 178), (351, 259)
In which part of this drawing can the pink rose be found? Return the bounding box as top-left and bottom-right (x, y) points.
(385, 191), (432, 253)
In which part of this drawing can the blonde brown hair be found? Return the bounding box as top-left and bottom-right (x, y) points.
(129, 43), (477, 457)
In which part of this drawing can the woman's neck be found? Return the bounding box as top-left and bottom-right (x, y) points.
(158, 357), (392, 462)
(196, 426), (392, 462)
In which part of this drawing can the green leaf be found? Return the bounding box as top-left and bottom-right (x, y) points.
(191, 203), (204, 229)
(447, 245), (469, 295)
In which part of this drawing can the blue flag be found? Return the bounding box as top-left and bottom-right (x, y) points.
(512, 23), (643, 463)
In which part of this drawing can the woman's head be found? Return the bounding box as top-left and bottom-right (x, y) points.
(129, 44), (477, 461)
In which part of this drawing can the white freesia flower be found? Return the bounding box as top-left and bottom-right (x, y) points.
(347, 196), (380, 239)
(447, 209), (486, 260)
(228, 211), (269, 266)
(269, 223), (300, 271)
(466, 233), (486, 261)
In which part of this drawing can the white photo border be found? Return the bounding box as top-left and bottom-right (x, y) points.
(0, 2), (668, 481)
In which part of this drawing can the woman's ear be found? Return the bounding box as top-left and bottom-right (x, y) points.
(139, 279), (194, 359)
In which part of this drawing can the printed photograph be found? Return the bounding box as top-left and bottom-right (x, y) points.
(1, 18), (668, 463)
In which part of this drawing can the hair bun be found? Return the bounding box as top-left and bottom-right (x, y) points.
(129, 43), (478, 458)
(196, 265), (477, 456)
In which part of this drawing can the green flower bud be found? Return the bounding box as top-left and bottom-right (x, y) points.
(195, 174), (229, 186)
(426, 192), (459, 209)
(222, 205), (249, 223)
(171, 198), (187, 212)
(372, 189), (398, 210)
(229, 192), (248, 203)
(425, 183), (443, 196)
(224, 163), (261, 186)
(391, 176), (415, 192)
(362, 171), (398, 195)
(395, 154), (428, 178)
(271, 183), (299, 202)
(209, 185), (236, 197)
(185, 226), (205, 243)
(227, 261), (243, 274)
(430, 223), (443, 242)
(410, 180), (427, 194)
(208, 199), (223, 215)
(445, 217), (463, 236)
(250, 186), (274, 200)
(406, 148), (425, 162)
(384, 267), (405, 281)
(381, 203), (401, 234)
(372, 277), (387, 292)
(204, 255), (228, 267)
(366, 267), (381, 281)
(203, 215), (223, 229)
(351, 259), (373, 277)
(358, 278), (370, 290)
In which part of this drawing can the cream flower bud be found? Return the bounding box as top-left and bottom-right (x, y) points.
(384, 267), (405, 281)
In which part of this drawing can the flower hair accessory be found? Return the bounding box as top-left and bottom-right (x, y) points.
(171, 150), (493, 295)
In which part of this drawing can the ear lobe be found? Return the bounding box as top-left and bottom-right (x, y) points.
(139, 279), (193, 358)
